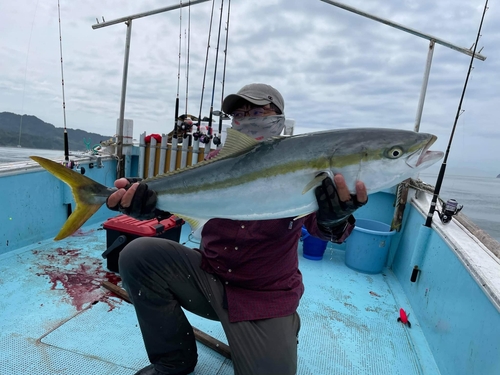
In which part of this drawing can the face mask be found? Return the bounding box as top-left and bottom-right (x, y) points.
(231, 115), (286, 141)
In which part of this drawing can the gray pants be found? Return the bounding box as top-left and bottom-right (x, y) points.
(119, 237), (301, 375)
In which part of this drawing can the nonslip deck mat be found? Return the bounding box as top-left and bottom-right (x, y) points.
(41, 301), (230, 374)
(296, 246), (428, 374)
(0, 335), (133, 375)
(0, 222), (439, 374)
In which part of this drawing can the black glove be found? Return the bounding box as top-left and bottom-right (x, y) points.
(315, 176), (367, 240)
(315, 176), (366, 225)
(107, 178), (169, 221)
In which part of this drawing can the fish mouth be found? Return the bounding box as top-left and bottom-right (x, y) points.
(407, 135), (444, 168)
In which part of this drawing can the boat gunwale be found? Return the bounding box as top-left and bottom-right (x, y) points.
(0, 155), (114, 177)
(410, 188), (500, 313)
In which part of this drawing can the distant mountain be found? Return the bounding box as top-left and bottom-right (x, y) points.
(0, 112), (113, 151)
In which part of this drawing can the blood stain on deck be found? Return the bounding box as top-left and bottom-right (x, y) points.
(32, 247), (123, 311)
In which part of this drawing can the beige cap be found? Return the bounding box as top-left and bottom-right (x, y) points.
(222, 83), (284, 114)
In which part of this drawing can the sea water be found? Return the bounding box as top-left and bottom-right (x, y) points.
(1, 147), (499, 243)
(420, 173), (500, 243)
(0, 146), (65, 163)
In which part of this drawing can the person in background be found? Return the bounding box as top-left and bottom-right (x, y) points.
(107, 83), (368, 375)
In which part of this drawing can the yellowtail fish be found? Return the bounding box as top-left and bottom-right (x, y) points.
(31, 128), (443, 240)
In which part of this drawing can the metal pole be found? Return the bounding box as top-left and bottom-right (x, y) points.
(91, 0), (210, 30)
(117, 20), (132, 179)
(91, 0), (210, 177)
(412, 0), (489, 283)
(414, 39), (435, 132)
(320, 0), (486, 61)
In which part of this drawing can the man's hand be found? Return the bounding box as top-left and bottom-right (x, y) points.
(106, 178), (159, 220)
(315, 174), (367, 227)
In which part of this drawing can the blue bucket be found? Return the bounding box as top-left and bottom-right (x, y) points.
(345, 219), (396, 274)
(301, 227), (328, 260)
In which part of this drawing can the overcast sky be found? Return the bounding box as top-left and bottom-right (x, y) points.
(1, 0), (498, 176)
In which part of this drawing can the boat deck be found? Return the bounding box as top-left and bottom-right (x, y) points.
(0, 221), (440, 374)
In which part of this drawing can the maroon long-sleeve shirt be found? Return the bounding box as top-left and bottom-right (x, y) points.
(200, 213), (328, 323)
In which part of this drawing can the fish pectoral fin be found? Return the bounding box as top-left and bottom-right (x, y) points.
(302, 172), (330, 194)
(216, 128), (259, 159)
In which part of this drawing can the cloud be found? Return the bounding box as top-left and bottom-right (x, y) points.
(0, 0), (498, 176)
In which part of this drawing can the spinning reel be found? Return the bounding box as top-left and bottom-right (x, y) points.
(439, 199), (463, 224)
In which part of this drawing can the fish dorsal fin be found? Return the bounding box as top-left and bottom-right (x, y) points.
(216, 128), (259, 159)
(144, 129), (258, 183)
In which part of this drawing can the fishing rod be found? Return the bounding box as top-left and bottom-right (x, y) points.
(169, 1), (184, 173)
(185, 2), (191, 120)
(57, 0), (70, 163)
(174, 1), (183, 141)
(216, 0), (231, 142)
(183, 2), (194, 147)
(197, 0), (217, 141)
(207, 0), (225, 144)
(424, 0), (489, 228)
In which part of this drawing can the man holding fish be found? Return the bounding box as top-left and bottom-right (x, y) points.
(108, 84), (368, 375)
(31, 82), (442, 374)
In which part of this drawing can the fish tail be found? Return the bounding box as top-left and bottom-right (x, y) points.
(30, 156), (111, 240)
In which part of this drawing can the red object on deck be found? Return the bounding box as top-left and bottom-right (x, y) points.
(399, 308), (408, 323)
(397, 308), (411, 328)
(102, 215), (184, 272)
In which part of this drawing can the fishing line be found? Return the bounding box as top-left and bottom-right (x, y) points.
(218, 0), (231, 136)
(57, 0), (70, 162)
(424, 0), (489, 228)
(207, 0), (225, 140)
(185, 1), (192, 116)
(197, 0), (217, 130)
(18, 0), (40, 148)
(174, 1), (183, 140)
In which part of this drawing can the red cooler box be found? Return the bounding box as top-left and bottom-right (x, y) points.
(102, 215), (184, 273)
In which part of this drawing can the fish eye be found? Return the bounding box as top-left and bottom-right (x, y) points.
(387, 147), (403, 159)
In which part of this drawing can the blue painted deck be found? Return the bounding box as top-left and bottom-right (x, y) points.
(0, 220), (439, 374)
